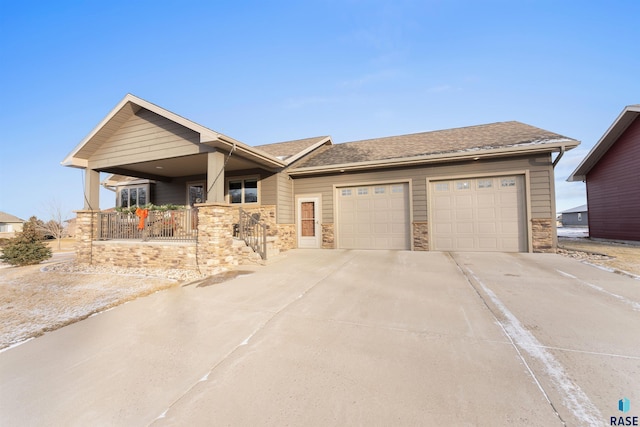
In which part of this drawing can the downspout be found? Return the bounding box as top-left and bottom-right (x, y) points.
(552, 146), (565, 168)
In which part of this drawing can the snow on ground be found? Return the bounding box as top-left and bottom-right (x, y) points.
(557, 227), (589, 238)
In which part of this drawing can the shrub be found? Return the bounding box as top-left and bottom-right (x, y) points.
(0, 217), (52, 266)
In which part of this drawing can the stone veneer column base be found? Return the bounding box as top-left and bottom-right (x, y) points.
(531, 218), (556, 253)
(412, 221), (429, 251)
(196, 203), (238, 274)
(322, 223), (334, 249)
(75, 210), (98, 265)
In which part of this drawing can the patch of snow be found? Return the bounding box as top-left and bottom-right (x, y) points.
(557, 227), (589, 238)
(464, 266), (604, 426)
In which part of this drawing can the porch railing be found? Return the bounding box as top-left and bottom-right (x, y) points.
(97, 209), (198, 242)
(238, 208), (267, 260)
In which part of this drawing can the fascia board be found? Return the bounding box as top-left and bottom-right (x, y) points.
(289, 141), (578, 176)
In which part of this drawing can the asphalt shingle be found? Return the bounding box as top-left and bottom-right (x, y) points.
(293, 121), (575, 168)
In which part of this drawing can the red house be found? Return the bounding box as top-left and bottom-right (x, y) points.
(568, 105), (640, 241)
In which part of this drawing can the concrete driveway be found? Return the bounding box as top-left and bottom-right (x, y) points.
(1, 250), (639, 426)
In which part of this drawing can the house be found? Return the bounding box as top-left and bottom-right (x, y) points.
(560, 204), (588, 227)
(568, 105), (640, 241)
(0, 211), (24, 238)
(62, 94), (579, 274)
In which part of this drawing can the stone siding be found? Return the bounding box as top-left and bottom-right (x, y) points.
(276, 224), (296, 250)
(322, 223), (335, 249)
(412, 221), (429, 251)
(91, 241), (197, 270)
(532, 218), (556, 253)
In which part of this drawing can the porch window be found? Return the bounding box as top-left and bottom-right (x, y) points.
(228, 178), (258, 204)
(118, 185), (148, 208)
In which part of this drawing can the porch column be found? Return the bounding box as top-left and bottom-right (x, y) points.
(84, 168), (100, 210)
(206, 150), (226, 203)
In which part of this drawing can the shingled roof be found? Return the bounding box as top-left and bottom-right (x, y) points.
(0, 211), (24, 223)
(255, 136), (331, 165)
(292, 121), (577, 170)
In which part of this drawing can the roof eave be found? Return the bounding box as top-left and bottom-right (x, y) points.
(289, 141), (578, 176)
(568, 105), (640, 182)
(202, 134), (286, 169)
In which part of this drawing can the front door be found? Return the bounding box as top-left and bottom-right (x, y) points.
(297, 196), (321, 248)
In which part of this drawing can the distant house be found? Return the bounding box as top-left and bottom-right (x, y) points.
(560, 204), (588, 227)
(568, 105), (640, 241)
(62, 94), (579, 274)
(0, 212), (24, 238)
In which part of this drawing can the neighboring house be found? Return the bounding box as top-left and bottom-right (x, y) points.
(560, 204), (588, 227)
(0, 212), (24, 238)
(62, 94), (579, 274)
(568, 105), (640, 241)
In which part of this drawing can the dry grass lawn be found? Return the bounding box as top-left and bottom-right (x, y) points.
(558, 237), (640, 278)
(0, 238), (179, 350)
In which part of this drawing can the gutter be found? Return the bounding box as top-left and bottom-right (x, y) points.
(552, 145), (565, 168)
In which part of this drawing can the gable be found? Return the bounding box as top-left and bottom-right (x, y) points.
(588, 116), (640, 181)
(568, 104), (640, 182)
(89, 108), (202, 170)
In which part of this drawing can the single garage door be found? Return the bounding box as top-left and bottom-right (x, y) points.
(337, 183), (410, 250)
(430, 175), (527, 252)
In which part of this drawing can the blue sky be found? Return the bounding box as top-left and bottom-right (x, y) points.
(1, 0), (638, 221)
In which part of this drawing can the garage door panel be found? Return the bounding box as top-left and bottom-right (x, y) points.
(431, 176), (526, 252)
(478, 222), (497, 233)
(456, 222), (474, 233)
(456, 209), (474, 220)
(337, 183), (410, 250)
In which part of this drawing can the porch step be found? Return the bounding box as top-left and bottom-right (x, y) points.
(232, 237), (280, 265)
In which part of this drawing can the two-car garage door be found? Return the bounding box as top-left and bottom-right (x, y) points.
(334, 175), (527, 252)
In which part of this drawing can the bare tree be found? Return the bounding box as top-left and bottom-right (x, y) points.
(37, 200), (69, 251)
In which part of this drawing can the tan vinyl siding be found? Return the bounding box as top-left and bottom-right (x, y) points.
(89, 109), (203, 169)
(260, 172), (278, 205)
(293, 154), (554, 224)
(276, 172), (294, 224)
(154, 176), (206, 205)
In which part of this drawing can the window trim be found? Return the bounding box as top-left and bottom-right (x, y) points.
(117, 184), (150, 208)
(225, 175), (260, 204)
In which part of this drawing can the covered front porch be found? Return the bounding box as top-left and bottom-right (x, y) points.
(62, 95), (298, 274)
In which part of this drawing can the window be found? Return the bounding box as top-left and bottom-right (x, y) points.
(188, 182), (205, 207)
(374, 186), (386, 194)
(435, 182), (449, 192)
(391, 184), (404, 193)
(228, 178), (259, 204)
(118, 185), (148, 208)
(477, 179), (493, 189)
(357, 187), (369, 196)
(341, 189), (352, 197)
(456, 181), (470, 190)
(577, 213), (582, 221)
(501, 178), (516, 187)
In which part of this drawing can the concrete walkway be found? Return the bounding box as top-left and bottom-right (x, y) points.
(1, 250), (638, 426)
